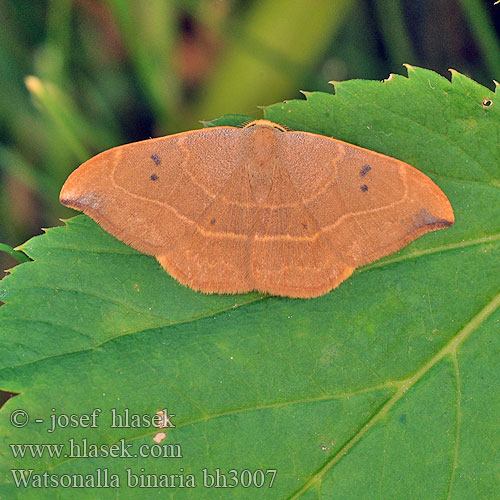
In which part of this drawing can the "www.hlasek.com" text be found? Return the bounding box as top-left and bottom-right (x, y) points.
(10, 438), (181, 459)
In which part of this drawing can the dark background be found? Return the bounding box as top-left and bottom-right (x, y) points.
(1, 0), (499, 276)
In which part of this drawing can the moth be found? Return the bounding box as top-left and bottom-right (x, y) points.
(60, 120), (454, 298)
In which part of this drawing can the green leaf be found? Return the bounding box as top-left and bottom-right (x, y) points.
(1, 66), (500, 499)
(200, 113), (254, 127)
(0, 243), (30, 264)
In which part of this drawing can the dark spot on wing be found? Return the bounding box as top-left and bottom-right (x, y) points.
(151, 154), (161, 166)
(482, 98), (493, 108)
(150, 174), (159, 181)
(210, 218), (216, 225)
(413, 208), (453, 229)
(360, 165), (371, 176)
(301, 223), (307, 229)
(360, 184), (368, 192)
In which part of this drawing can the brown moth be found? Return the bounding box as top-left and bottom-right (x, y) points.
(60, 119), (454, 298)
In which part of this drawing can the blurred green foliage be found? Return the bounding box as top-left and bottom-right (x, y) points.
(0, 0), (499, 267)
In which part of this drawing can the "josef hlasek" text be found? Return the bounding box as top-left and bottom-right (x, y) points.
(46, 408), (175, 433)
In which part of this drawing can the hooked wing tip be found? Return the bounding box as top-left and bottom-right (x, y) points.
(60, 189), (103, 212)
(413, 208), (454, 230)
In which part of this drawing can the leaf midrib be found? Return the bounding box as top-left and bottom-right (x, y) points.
(286, 289), (500, 499)
(5, 287), (499, 494)
(1, 383), (398, 482)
